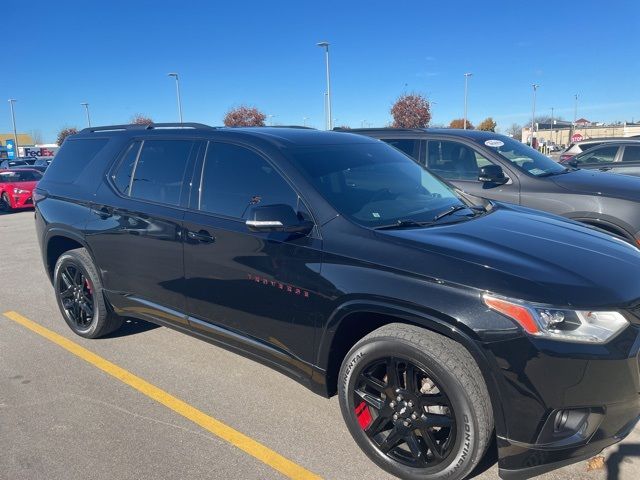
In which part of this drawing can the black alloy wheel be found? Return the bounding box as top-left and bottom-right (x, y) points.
(57, 263), (95, 331)
(353, 357), (456, 468)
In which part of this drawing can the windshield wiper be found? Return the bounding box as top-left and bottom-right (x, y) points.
(432, 204), (476, 222)
(373, 219), (432, 230)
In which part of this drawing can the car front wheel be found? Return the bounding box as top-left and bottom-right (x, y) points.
(338, 323), (493, 480)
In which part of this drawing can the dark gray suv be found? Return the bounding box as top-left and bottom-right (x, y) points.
(346, 128), (640, 246)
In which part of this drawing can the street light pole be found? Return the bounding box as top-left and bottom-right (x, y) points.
(303, 117), (309, 127)
(550, 107), (554, 144)
(268, 115), (276, 126)
(463, 73), (472, 129)
(81, 102), (91, 127)
(167, 73), (183, 124)
(531, 84), (540, 147)
(317, 42), (332, 130)
(8, 99), (19, 157)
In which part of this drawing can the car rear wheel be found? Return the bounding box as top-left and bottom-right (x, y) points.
(338, 324), (493, 480)
(53, 247), (122, 338)
(1, 192), (12, 211)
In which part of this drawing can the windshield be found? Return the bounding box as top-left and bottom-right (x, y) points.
(0, 170), (42, 182)
(289, 142), (468, 227)
(478, 136), (566, 176)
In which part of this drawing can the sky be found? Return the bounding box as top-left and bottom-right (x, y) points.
(2, 0), (639, 143)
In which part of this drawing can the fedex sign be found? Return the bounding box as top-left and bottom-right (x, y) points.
(22, 147), (59, 159)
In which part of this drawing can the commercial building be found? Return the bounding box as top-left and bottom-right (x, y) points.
(522, 122), (640, 147)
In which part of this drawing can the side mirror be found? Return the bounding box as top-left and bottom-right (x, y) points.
(478, 165), (508, 185)
(569, 159), (579, 168)
(245, 204), (314, 234)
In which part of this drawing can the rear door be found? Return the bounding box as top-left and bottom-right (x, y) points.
(182, 141), (323, 366)
(610, 145), (640, 176)
(422, 138), (520, 204)
(87, 138), (201, 322)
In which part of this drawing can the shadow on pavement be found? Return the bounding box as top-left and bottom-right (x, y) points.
(606, 443), (640, 479)
(102, 318), (160, 338)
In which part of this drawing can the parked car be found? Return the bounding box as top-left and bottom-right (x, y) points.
(0, 159), (30, 169)
(347, 128), (640, 245)
(560, 140), (640, 176)
(35, 123), (640, 480)
(34, 157), (53, 168)
(11, 164), (48, 173)
(559, 137), (629, 162)
(0, 168), (42, 211)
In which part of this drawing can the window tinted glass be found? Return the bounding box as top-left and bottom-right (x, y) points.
(579, 142), (602, 152)
(199, 143), (299, 218)
(112, 141), (142, 195)
(130, 140), (195, 206)
(381, 139), (418, 159)
(426, 141), (492, 180)
(622, 145), (640, 162)
(44, 139), (108, 183)
(289, 143), (463, 227)
(576, 146), (618, 164)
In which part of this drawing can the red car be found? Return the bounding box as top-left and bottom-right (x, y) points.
(0, 168), (42, 211)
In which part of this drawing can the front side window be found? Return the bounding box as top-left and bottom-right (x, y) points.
(479, 136), (566, 177)
(622, 145), (640, 162)
(289, 143), (467, 227)
(128, 140), (195, 206)
(199, 142), (299, 218)
(576, 146), (618, 164)
(427, 140), (492, 180)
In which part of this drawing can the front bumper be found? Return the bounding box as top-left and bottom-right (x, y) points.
(480, 323), (640, 479)
(10, 193), (34, 209)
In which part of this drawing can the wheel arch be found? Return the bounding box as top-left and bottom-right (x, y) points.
(44, 229), (97, 283)
(317, 300), (507, 437)
(568, 215), (635, 243)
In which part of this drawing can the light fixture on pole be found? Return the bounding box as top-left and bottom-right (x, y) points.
(167, 73), (183, 124)
(268, 114), (276, 126)
(463, 73), (472, 130)
(8, 99), (19, 157)
(531, 84), (540, 147)
(81, 102), (91, 127)
(303, 116), (309, 127)
(316, 41), (332, 130)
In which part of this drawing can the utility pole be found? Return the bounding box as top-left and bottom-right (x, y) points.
(81, 102), (91, 127)
(8, 99), (19, 157)
(531, 84), (540, 147)
(463, 73), (472, 129)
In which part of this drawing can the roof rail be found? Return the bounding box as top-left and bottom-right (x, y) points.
(334, 127), (426, 133)
(79, 122), (217, 134)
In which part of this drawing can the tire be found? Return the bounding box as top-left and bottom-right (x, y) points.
(53, 247), (122, 338)
(1, 192), (12, 212)
(338, 323), (493, 480)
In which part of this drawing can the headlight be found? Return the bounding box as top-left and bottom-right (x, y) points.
(13, 188), (28, 194)
(483, 294), (629, 344)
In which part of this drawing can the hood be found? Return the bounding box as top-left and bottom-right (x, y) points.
(550, 169), (640, 201)
(379, 205), (640, 308)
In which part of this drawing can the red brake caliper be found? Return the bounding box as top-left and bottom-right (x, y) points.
(355, 401), (372, 430)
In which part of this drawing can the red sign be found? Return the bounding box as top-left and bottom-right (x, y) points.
(571, 133), (583, 142)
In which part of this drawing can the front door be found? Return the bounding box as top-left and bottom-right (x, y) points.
(423, 139), (520, 204)
(182, 141), (323, 366)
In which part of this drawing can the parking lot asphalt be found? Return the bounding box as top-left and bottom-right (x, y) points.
(1, 209), (640, 480)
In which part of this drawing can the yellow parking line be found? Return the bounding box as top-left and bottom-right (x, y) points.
(3, 311), (322, 480)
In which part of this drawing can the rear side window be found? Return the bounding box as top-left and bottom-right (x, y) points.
(199, 142), (299, 218)
(381, 139), (419, 159)
(622, 145), (640, 162)
(112, 141), (142, 195)
(111, 140), (195, 206)
(44, 138), (108, 183)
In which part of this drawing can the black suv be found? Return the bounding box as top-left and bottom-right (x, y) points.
(345, 128), (640, 246)
(35, 124), (640, 480)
